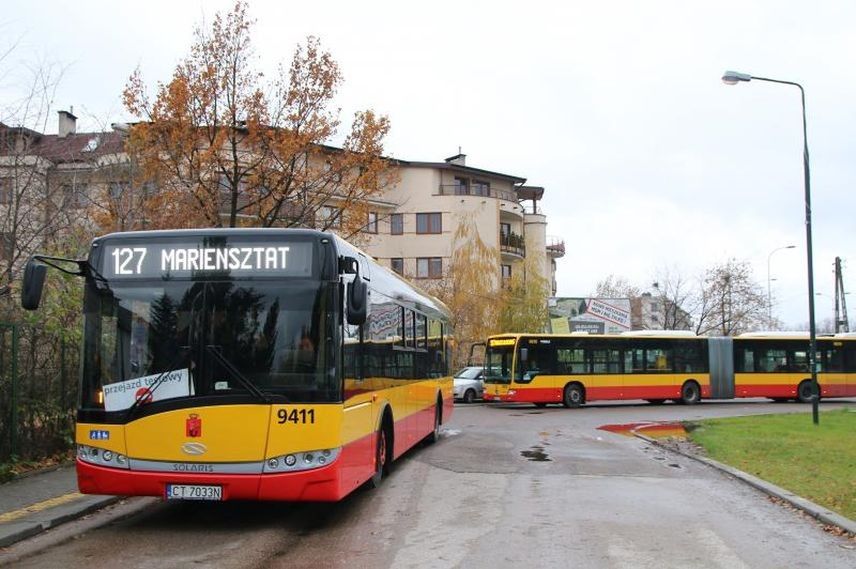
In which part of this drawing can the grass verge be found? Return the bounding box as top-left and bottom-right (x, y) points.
(686, 408), (855, 520)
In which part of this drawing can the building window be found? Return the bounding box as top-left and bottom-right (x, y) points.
(390, 213), (403, 235)
(416, 212), (442, 234)
(391, 258), (404, 275)
(365, 211), (378, 233)
(473, 180), (490, 197)
(501, 264), (512, 279)
(416, 257), (442, 278)
(319, 205), (341, 228)
(109, 181), (130, 199)
(0, 178), (12, 205)
(500, 223), (511, 238)
(454, 177), (469, 195)
(63, 183), (88, 209)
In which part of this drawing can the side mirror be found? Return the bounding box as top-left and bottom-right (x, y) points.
(21, 258), (47, 310)
(347, 274), (367, 326)
(519, 347), (528, 363)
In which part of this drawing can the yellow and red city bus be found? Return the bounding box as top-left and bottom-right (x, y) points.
(22, 228), (452, 501)
(483, 332), (710, 406)
(732, 333), (856, 401)
(483, 332), (856, 407)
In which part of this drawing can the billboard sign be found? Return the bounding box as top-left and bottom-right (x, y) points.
(548, 297), (631, 335)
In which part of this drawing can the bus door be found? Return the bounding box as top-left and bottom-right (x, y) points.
(515, 339), (555, 402)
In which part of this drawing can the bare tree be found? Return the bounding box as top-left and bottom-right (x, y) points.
(650, 267), (694, 330)
(693, 259), (766, 336)
(0, 54), (69, 294)
(593, 274), (641, 298)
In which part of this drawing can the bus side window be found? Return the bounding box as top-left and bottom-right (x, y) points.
(740, 349), (753, 373)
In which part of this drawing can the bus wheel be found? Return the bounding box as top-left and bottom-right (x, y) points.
(797, 380), (817, 404)
(534, 402), (548, 408)
(424, 399), (442, 444)
(370, 422), (391, 488)
(679, 381), (701, 405)
(463, 389), (476, 404)
(562, 383), (584, 408)
(645, 399), (666, 405)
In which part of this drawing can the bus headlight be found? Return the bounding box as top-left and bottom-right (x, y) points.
(77, 445), (130, 470)
(263, 448), (341, 473)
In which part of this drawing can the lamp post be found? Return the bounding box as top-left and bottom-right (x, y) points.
(767, 245), (796, 328)
(722, 70), (820, 425)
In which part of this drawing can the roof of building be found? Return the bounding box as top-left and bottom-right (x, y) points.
(517, 185), (544, 201)
(399, 159), (527, 184)
(0, 124), (125, 164)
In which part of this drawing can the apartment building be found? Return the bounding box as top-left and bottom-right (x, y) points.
(0, 111), (127, 282)
(361, 153), (564, 294)
(2, 113), (563, 298)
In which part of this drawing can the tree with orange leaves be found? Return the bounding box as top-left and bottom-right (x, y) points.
(120, 2), (395, 236)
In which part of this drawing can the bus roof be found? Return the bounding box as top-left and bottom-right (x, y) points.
(487, 332), (707, 341)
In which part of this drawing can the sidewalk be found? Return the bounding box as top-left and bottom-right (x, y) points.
(0, 465), (119, 547)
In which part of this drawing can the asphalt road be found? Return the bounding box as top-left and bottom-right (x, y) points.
(6, 399), (856, 568)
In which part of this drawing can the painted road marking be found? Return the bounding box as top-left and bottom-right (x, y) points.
(0, 492), (84, 523)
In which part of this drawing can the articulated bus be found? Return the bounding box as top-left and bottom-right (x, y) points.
(482, 332), (856, 407)
(22, 229), (452, 501)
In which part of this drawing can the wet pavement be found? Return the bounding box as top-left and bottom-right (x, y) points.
(2, 399), (854, 568)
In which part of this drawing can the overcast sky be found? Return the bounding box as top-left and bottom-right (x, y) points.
(3, 0), (854, 328)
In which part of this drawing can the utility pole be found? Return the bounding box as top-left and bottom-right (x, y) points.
(834, 257), (849, 333)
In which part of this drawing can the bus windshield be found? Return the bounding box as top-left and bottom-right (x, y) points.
(484, 342), (515, 384)
(81, 280), (338, 410)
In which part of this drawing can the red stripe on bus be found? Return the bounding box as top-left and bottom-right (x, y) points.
(485, 383), (710, 403)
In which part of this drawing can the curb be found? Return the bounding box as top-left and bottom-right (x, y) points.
(633, 431), (856, 538)
(0, 495), (120, 548)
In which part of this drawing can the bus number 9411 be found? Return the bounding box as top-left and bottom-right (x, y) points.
(277, 408), (315, 424)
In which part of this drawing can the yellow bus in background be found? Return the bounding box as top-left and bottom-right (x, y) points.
(483, 332), (856, 407)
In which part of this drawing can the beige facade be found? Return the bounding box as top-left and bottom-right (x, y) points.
(360, 154), (563, 294)
(2, 113), (563, 297)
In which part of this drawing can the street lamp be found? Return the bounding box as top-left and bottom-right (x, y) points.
(722, 70), (820, 425)
(767, 245), (796, 328)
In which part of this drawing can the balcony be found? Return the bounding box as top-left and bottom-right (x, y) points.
(500, 231), (526, 258)
(436, 184), (518, 203)
(546, 236), (565, 258)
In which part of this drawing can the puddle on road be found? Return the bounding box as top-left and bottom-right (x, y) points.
(520, 445), (552, 462)
(597, 422), (687, 439)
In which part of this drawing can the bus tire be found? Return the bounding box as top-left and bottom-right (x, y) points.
(463, 389), (476, 404)
(370, 413), (393, 488)
(797, 380), (817, 404)
(424, 397), (442, 444)
(679, 381), (701, 405)
(645, 399), (666, 405)
(562, 383), (584, 408)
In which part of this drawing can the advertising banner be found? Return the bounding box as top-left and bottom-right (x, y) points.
(548, 297), (631, 335)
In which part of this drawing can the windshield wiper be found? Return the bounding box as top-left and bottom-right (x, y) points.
(205, 345), (277, 403)
(125, 346), (191, 420)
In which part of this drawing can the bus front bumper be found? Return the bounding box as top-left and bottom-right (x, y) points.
(77, 457), (354, 502)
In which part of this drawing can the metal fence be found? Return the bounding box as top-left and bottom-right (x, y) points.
(0, 322), (78, 464)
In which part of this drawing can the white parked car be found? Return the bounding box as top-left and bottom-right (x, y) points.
(453, 366), (484, 403)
